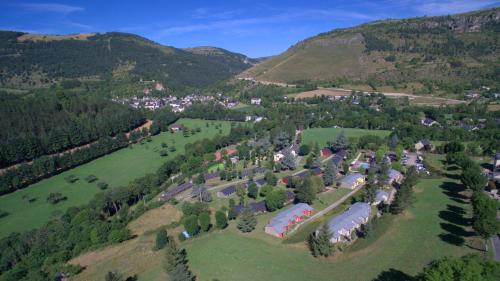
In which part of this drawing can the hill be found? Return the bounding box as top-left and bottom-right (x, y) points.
(242, 8), (500, 95)
(0, 31), (254, 91)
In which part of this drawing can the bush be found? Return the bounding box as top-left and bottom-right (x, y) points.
(97, 181), (109, 190)
(159, 149), (169, 157)
(46, 192), (67, 204)
(64, 174), (79, 184)
(107, 229), (129, 243)
(154, 229), (169, 250)
(84, 175), (98, 183)
(0, 209), (9, 219)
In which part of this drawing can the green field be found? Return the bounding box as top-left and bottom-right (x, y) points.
(302, 127), (391, 148)
(180, 177), (481, 281)
(0, 119), (233, 238)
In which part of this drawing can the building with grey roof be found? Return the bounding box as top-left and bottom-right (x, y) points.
(338, 173), (365, 189)
(265, 203), (314, 238)
(324, 202), (371, 243)
(374, 189), (390, 205)
(388, 169), (404, 185)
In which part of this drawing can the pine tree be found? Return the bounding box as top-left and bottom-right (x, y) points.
(105, 271), (123, 281)
(282, 149), (296, 170)
(295, 180), (316, 204)
(215, 210), (228, 229)
(322, 161), (337, 186)
(332, 131), (348, 151)
(199, 212), (211, 232)
(164, 238), (195, 281)
(154, 228), (169, 250)
(237, 206), (257, 233)
(309, 224), (334, 257)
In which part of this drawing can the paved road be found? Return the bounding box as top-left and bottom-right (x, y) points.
(492, 235), (500, 261)
(287, 185), (364, 235)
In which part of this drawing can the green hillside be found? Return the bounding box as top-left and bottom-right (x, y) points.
(0, 31), (254, 91)
(243, 8), (500, 95)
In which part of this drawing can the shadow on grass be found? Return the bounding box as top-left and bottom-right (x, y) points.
(372, 268), (415, 281)
(438, 233), (465, 246)
(438, 210), (470, 226)
(440, 223), (474, 237)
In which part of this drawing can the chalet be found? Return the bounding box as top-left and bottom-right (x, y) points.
(373, 189), (390, 205)
(217, 185), (236, 198)
(324, 202), (371, 243)
(250, 98), (262, 105)
(233, 201), (267, 215)
(338, 173), (365, 189)
(265, 203), (314, 238)
(388, 169), (404, 185)
(159, 181), (193, 201)
(421, 118), (439, 127)
(169, 124), (183, 132)
(415, 139), (433, 151)
(320, 148), (333, 157)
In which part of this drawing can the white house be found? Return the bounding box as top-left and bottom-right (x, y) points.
(250, 98), (262, 105)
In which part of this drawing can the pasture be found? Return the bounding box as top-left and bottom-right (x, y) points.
(302, 127), (391, 148)
(0, 119), (233, 238)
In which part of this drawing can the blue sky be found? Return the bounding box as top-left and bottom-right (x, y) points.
(0, 0), (498, 57)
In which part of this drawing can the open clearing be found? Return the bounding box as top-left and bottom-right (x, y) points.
(0, 119), (233, 238)
(302, 127), (391, 148)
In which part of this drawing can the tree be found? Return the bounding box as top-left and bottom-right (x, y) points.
(265, 189), (287, 211)
(461, 166), (487, 192)
(183, 215), (200, 236)
(260, 184), (273, 197)
(417, 254), (500, 281)
(237, 206), (257, 233)
(295, 178), (317, 204)
(281, 149), (296, 170)
(154, 228), (169, 250)
(299, 144), (310, 156)
(199, 212), (211, 232)
(164, 239), (195, 281)
(236, 183), (246, 198)
(247, 184), (259, 199)
(444, 141), (465, 153)
(308, 224), (334, 257)
(472, 192), (499, 251)
(304, 155), (314, 169)
(388, 133), (399, 149)
(273, 131), (290, 151)
(264, 171), (278, 186)
(375, 147), (386, 164)
(322, 161), (337, 186)
(215, 210), (228, 229)
(105, 271), (123, 281)
(331, 131), (348, 151)
(364, 184), (377, 204)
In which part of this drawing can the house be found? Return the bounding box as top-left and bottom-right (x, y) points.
(324, 202), (371, 243)
(204, 171), (220, 181)
(331, 150), (347, 168)
(265, 203), (314, 237)
(159, 181), (193, 201)
(321, 148), (333, 157)
(465, 90), (480, 99)
(373, 189), (390, 205)
(415, 139), (433, 151)
(245, 115), (253, 122)
(274, 151), (285, 162)
(461, 124), (479, 132)
(250, 98), (262, 105)
(421, 117), (439, 127)
(388, 169), (404, 185)
(217, 185), (236, 198)
(338, 173), (365, 189)
(214, 148), (237, 161)
(233, 201), (267, 215)
(169, 124), (183, 132)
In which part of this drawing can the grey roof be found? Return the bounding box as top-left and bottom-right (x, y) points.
(161, 182), (193, 200)
(255, 178), (267, 187)
(266, 203), (314, 234)
(376, 189), (389, 203)
(233, 201), (267, 214)
(219, 185), (236, 196)
(326, 202), (371, 240)
(340, 173), (364, 186)
(420, 139), (432, 146)
(388, 169), (402, 181)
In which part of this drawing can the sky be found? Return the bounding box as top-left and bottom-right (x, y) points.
(0, 0), (499, 57)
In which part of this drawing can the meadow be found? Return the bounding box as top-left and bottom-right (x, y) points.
(302, 127), (391, 148)
(0, 119), (233, 238)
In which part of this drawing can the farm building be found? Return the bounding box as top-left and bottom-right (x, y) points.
(159, 181), (193, 201)
(217, 185), (237, 198)
(265, 203), (314, 238)
(324, 202), (371, 243)
(338, 173), (365, 189)
(388, 169), (404, 185)
(233, 201), (267, 215)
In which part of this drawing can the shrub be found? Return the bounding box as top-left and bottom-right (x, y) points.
(97, 181), (109, 190)
(84, 175), (98, 183)
(46, 192), (67, 204)
(64, 174), (79, 184)
(0, 209), (9, 219)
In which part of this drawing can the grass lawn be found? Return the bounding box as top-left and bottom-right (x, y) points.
(0, 119), (233, 238)
(302, 127), (391, 148)
(180, 177), (482, 281)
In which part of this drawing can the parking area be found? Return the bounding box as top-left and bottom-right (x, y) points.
(402, 152), (430, 175)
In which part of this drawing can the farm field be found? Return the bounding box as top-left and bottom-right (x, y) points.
(0, 119), (233, 238)
(181, 177), (481, 281)
(302, 127), (391, 148)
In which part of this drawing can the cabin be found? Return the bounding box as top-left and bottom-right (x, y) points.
(159, 181), (193, 201)
(388, 169), (404, 185)
(324, 202), (371, 243)
(421, 117), (439, 127)
(373, 189), (390, 205)
(217, 185), (236, 198)
(233, 201), (267, 215)
(338, 173), (365, 189)
(265, 203), (314, 238)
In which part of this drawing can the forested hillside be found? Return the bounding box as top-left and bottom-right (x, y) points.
(0, 91), (145, 168)
(0, 31), (254, 91)
(243, 8), (500, 95)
